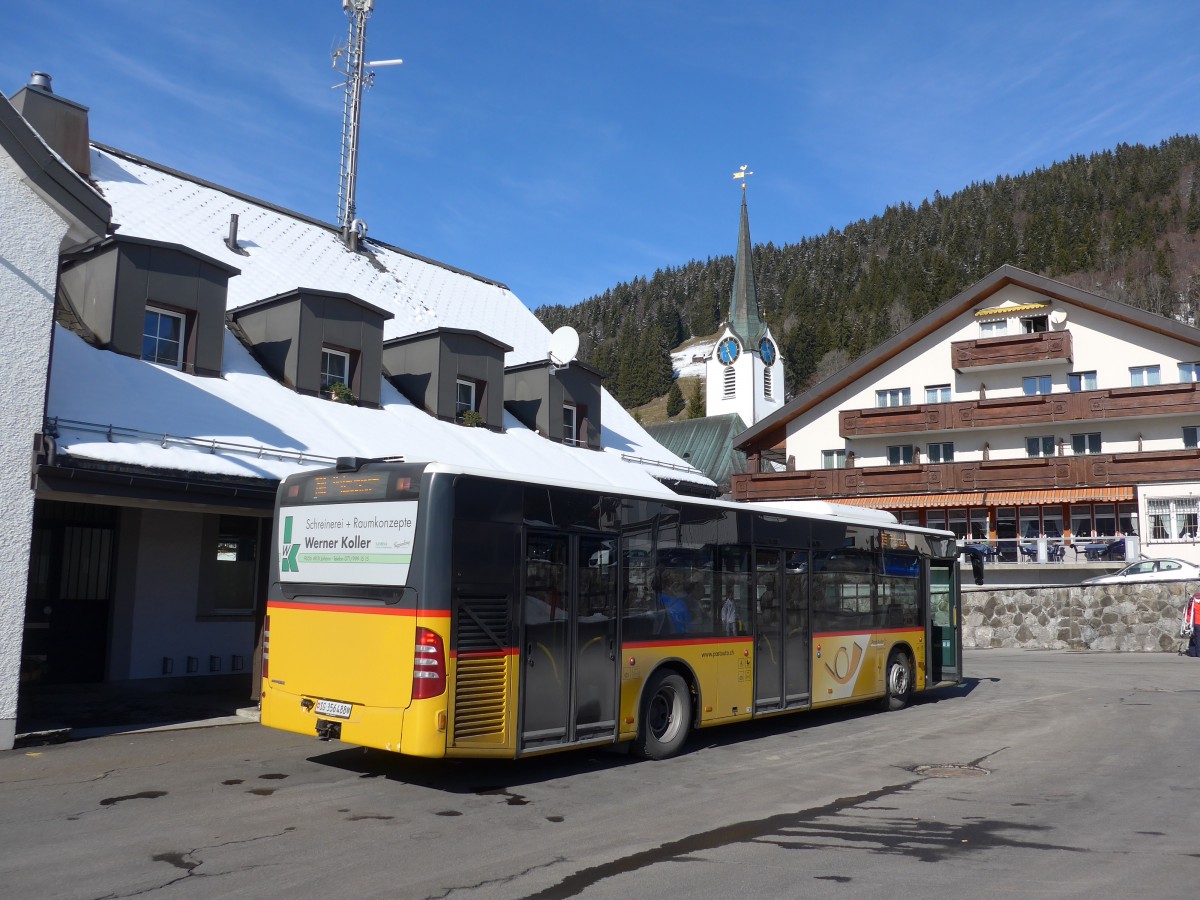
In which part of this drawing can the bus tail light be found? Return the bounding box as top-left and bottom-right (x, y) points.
(412, 627), (446, 699)
(262, 615), (270, 679)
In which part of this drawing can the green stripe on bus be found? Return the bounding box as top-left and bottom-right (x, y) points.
(297, 553), (413, 564)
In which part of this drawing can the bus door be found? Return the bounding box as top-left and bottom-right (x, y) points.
(520, 532), (618, 751)
(753, 549), (810, 712)
(928, 560), (961, 683)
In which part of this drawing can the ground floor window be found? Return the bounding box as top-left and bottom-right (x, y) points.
(207, 515), (261, 615)
(904, 502), (1135, 542)
(1147, 497), (1199, 542)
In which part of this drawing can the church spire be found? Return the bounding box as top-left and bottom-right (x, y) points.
(727, 180), (766, 348)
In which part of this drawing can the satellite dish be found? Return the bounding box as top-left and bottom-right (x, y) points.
(548, 326), (580, 367)
(1050, 309), (1068, 327)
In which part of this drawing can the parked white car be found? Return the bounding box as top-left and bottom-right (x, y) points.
(1081, 558), (1200, 585)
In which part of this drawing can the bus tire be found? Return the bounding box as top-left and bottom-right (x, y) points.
(880, 650), (913, 711)
(633, 670), (691, 760)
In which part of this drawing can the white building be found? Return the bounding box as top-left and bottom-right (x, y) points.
(0, 80), (109, 749)
(733, 266), (1200, 565)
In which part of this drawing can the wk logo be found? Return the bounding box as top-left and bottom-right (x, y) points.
(280, 516), (300, 573)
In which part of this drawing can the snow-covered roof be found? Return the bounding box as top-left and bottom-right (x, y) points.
(45, 146), (711, 496)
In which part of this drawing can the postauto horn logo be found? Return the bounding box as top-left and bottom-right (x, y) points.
(281, 516), (300, 573)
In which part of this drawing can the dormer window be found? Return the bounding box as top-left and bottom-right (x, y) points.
(321, 347), (351, 392)
(505, 359), (603, 449)
(231, 288), (392, 408)
(456, 379), (477, 421)
(57, 235), (238, 377)
(383, 328), (511, 428)
(563, 403), (579, 446)
(142, 306), (186, 369)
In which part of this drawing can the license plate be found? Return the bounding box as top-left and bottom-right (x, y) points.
(314, 699), (352, 719)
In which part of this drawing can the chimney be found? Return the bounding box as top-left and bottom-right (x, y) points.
(10, 71), (91, 177)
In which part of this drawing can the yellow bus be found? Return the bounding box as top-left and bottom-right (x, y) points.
(262, 458), (962, 760)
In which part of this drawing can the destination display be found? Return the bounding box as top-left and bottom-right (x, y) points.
(305, 473), (390, 502)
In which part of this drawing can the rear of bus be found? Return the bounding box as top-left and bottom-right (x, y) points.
(261, 460), (452, 757)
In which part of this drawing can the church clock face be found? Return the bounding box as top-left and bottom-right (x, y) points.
(716, 337), (740, 365)
(759, 337), (777, 367)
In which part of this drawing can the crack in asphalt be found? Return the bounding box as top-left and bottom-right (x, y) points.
(89, 826), (297, 899)
(422, 856), (568, 900)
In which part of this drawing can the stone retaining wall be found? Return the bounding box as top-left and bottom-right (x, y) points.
(963, 581), (1197, 651)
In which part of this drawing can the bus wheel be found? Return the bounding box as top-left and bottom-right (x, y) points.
(880, 650), (913, 711)
(634, 670), (691, 759)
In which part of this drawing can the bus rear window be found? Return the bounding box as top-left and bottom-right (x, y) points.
(283, 465), (425, 504)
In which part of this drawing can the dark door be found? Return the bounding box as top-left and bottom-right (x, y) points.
(520, 532), (617, 750)
(753, 550), (782, 710)
(754, 549), (810, 712)
(928, 560), (961, 683)
(781, 552), (811, 706)
(23, 501), (117, 684)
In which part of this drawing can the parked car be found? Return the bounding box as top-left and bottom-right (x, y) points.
(1081, 557), (1200, 585)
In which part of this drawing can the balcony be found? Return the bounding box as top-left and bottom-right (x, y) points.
(732, 448), (1200, 503)
(839, 381), (1200, 438)
(950, 330), (1072, 372)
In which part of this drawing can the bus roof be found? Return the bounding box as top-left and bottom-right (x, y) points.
(299, 459), (953, 539)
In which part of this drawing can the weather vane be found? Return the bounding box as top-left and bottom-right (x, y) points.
(732, 164), (754, 190)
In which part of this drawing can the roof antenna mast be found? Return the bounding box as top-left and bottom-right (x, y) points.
(332, 0), (402, 249)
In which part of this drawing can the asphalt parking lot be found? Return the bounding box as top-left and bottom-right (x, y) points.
(2, 649), (1198, 899)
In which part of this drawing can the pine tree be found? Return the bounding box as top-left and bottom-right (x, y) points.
(666, 381), (684, 417)
(686, 379), (705, 418)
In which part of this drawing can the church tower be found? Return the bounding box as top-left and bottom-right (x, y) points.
(705, 174), (784, 425)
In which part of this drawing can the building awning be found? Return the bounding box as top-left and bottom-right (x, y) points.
(973, 302), (1047, 318)
(831, 486), (1135, 510)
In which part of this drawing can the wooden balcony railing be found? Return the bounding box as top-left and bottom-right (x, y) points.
(839, 381), (1200, 438)
(732, 448), (1200, 503)
(950, 329), (1072, 371)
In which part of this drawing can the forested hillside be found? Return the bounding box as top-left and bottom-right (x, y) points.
(536, 136), (1200, 409)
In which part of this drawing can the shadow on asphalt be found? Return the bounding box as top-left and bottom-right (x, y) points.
(307, 681), (988, 793)
(16, 678), (255, 742)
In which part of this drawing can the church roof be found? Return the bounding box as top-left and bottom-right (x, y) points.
(643, 413), (748, 489)
(726, 192), (767, 347)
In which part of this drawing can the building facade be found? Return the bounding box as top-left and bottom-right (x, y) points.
(0, 85), (108, 748)
(733, 266), (1200, 564)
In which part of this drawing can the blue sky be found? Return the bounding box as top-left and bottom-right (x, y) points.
(4, 2), (1200, 312)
